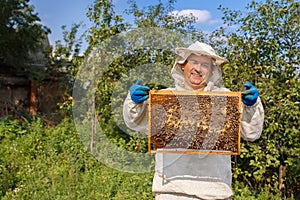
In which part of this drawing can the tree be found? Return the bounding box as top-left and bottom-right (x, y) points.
(71, 0), (206, 173)
(219, 0), (299, 198)
(86, 0), (201, 143)
(85, 0), (128, 53)
(0, 0), (50, 67)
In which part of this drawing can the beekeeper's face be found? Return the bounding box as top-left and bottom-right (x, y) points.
(181, 54), (213, 90)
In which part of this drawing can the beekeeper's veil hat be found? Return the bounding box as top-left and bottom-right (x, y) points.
(175, 41), (228, 66)
(171, 42), (228, 87)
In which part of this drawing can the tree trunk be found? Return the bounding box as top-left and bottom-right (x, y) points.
(29, 81), (37, 115)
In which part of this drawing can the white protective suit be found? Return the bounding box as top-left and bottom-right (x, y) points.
(123, 45), (264, 200)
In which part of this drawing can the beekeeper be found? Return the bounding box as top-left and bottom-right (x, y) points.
(123, 41), (264, 199)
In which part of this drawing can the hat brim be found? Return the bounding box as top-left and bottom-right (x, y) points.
(175, 48), (228, 66)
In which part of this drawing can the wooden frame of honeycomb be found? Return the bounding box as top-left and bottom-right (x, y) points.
(148, 90), (242, 155)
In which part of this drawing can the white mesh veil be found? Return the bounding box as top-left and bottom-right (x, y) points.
(171, 55), (225, 89)
(171, 42), (227, 89)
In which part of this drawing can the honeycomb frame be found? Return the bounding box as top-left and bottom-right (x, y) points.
(148, 90), (242, 155)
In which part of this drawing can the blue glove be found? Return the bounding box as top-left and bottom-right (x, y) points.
(130, 78), (150, 104)
(242, 82), (259, 106)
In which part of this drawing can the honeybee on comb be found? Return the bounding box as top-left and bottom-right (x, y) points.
(148, 90), (242, 155)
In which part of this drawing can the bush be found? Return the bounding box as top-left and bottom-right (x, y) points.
(0, 117), (154, 200)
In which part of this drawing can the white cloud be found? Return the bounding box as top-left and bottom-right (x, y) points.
(170, 9), (213, 24)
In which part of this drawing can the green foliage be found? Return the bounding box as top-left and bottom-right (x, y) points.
(219, 0), (300, 198)
(125, 0), (196, 31)
(233, 181), (293, 200)
(71, 0), (299, 198)
(2, 0), (299, 199)
(86, 0), (128, 52)
(77, 0), (198, 157)
(0, 117), (154, 199)
(50, 23), (86, 116)
(0, 0), (50, 66)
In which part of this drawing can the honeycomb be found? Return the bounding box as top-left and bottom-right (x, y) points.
(148, 90), (242, 155)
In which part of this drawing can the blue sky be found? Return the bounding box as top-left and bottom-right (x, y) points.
(30, 0), (253, 47)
